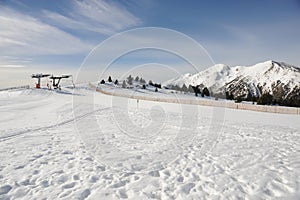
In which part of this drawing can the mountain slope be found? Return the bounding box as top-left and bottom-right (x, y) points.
(163, 60), (300, 101)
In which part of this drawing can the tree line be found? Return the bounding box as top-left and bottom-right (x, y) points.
(99, 75), (212, 96)
(99, 75), (161, 92)
(225, 90), (300, 107)
(167, 84), (210, 97)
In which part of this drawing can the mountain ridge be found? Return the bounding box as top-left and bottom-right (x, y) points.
(163, 60), (300, 103)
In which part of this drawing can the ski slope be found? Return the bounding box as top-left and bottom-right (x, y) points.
(0, 85), (300, 199)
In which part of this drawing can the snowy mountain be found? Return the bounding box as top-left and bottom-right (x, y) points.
(164, 60), (300, 101)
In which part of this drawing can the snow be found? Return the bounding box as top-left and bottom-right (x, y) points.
(0, 85), (300, 199)
(163, 60), (300, 96)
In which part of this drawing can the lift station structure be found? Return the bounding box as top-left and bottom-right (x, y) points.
(49, 75), (72, 89)
(32, 74), (73, 89)
(31, 74), (50, 88)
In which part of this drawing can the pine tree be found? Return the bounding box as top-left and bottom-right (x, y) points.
(257, 92), (273, 105)
(171, 85), (181, 91)
(154, 83), (161, 88)
(127, 75), (133, 85)
(181, 84), (188, 92)
(108, 76), (112, 82)
(149, 80), (153, 86)
(226, 91), (234, 100)
(114, 79), (118, 85)
(135, 76), (139, 82)
(140, 77), (146, 84)
(202, 87), (210, 97)
(192, 86), (200, 97)
(100, 79), (105, 84)
(188, 85), (194, 93)
(122, 80), (127, 88)
(155, 87), (158, 92)
(235, 96), (243, 103)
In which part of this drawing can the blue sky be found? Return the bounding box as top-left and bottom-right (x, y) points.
(0, 0), (300, 77)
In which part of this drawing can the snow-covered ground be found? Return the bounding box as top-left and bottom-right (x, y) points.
(1, 85), (300, 199)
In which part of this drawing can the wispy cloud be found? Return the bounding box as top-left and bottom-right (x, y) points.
(0, 6), (93, 57)
(0, 0), (142, 70)
(0, 56), (32, 68)
(43, 0), (141, 35)
(222, 25), (259, 44)
(0, 64), (26, 68)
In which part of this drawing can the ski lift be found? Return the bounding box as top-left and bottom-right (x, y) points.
(49, 75), (72, 90)
(31, 73), (50, 88)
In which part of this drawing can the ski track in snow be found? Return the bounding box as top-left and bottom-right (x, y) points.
(0, 86), (300, 199)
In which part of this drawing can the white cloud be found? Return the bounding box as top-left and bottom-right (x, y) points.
(43, 0), (141, 35)
(222, 25), (259, 44)
(0, 6), (93, 56)
(0, 56), (32, 68)
(0, 64), (25, 68)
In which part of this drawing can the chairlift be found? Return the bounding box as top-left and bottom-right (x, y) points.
(31, 73), (50, 88)
(49, 75), (72, 89)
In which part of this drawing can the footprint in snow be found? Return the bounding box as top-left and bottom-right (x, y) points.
(177, 176), (184, 182)
(95, 165), (106, 171)
(73, 174), (80, 181)
(39, 180), (49, 188)
(80, 189), (91, 200)
(62, 182), (76, 189)
(14, 165), (25, 170)
(181, 183), (195, 194)
(148, 170), (160, 177)
(62, 150), (72, 155)
(110, 180), (129, 188)
(117, 189), (128, 199)
(0, 185), (12, 195)
(89, 175), (99, 183)
(19, 179), (31, 186)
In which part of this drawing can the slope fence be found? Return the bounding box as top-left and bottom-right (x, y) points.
(0, 85), (30, 92)
(90, 83), (300, 115)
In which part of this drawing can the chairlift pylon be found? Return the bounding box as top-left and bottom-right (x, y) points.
(31, 73), (50, 88)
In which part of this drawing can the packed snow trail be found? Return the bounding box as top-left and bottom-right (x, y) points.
(0, 86), (300, 199)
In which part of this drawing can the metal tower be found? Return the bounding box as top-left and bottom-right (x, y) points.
(31, 74), (50, 88)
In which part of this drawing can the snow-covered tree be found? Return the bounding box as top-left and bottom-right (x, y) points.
(202, 87), (210, 97)
(149, 80), (153, 86)
(171, 85), (181, 91)
(122, 80), (127, 88)
(257, 92), (273, 105)
(188, 85), (194, 93)
(181, 84), (188, 92)
(127, 75), (133, 85)
(192, 85), (200, 96)
(140, 77), (146, 84)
